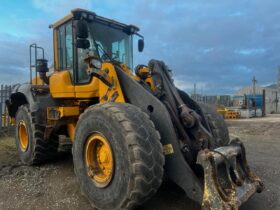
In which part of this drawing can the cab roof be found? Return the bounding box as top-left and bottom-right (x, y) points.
(49, 8), (140, 33)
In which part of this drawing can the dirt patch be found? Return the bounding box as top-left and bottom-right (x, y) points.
(0, 115), (279, 209)
(226, 115), (280, 210)
(0, 137), (90, 210)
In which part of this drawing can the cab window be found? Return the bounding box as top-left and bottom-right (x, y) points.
(77, 47), (91, 83)
(57, 22), (73, 79)
(76, 33), (100, 84)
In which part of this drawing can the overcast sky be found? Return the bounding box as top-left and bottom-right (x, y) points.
(0, 0), (279, 94)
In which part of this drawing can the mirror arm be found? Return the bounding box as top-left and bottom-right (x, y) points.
(135, 33), (144, 40)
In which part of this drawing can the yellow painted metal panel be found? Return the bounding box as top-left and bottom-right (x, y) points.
(54, 30), (59, 70)
(31, 76), (44, 85)
(74, 78), (100, 98)
(47, 106), (80, 120)
(58, 106), (80, 117)
(50, 71), (75, 98)
(49, 14), (73, 29)
(67, 122), (76, 141)
(98, 63), (125, 103)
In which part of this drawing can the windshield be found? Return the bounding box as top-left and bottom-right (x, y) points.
(76, 21), (134, 83)
(87, 21), (133, 68)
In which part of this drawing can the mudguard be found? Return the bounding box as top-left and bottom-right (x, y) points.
(6, 83), (57, 123)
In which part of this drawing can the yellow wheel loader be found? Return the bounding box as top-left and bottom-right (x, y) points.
(6, 9), (263, 210)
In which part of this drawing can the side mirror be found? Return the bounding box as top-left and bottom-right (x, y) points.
(77, 39), (90, 49)
(77, 19), (88, 39)
(138, 39), (144, 52)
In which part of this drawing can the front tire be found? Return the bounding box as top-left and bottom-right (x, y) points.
(73, 103), (164, 210)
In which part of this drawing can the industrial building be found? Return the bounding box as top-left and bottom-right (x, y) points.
(190, 94), (232, 107)
(234, 84), (279, 114)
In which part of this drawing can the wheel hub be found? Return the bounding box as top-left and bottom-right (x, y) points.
(85, 133), (114, 188)
(18, 120), (29, 152)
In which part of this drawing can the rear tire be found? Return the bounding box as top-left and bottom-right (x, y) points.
(199, 103), (230, 148)
(177, 89), (230, 148)
(15, 105), (58, 165)
(73, 103), (164, 210)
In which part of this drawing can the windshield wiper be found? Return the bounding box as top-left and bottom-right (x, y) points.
(96, 43), (112, 61)
(90, 34), (121, 64)
(96, 43), (122, 66)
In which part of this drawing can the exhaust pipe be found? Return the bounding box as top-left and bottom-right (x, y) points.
(36, 59), (49, 85)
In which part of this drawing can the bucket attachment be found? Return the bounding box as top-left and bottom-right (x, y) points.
(197, 138), (263, 210)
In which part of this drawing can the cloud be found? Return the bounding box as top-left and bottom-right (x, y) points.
(0, 32), (54, 84)
(0, 0), (280, 94)
(235, 48), (267, 56)
(174, 78), (207, 94)
(32, 0), (91, 17)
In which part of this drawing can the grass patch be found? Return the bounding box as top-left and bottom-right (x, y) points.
(0, 136), (19, 165)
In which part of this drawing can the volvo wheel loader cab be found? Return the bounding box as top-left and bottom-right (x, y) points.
(6, 8), (263, 210)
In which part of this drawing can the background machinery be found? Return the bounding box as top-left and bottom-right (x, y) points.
(6, 9), (263, 210)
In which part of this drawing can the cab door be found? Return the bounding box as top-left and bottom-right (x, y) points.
(74, 37), (100, 98)
(50, 20), (99, 99)
(50, 21), (75, 98)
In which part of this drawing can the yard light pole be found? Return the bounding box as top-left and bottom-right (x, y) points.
(252, 76), (257, 117)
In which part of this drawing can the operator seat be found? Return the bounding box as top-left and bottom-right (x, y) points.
(77, 48), (90, 83)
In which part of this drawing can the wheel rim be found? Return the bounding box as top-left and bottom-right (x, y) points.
(18, 120), (29, 152)
(85, 132), (114, 188)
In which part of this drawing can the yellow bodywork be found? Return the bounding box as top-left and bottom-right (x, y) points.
(50, 71), (75, 98)
(135, 66), (156, 91)
(47, 106), (80, 140)
(47, 62), (127, 139)
(98, 63), (125, 103)
(67, 122), (76, 140)
(47, 106), (80, 120)
(49, 64), (125, 101)
(44, 10), (152, 142)
(54, 30), (59, 70)
(74, 78), (99, 98)
(31, 76), (44, 85)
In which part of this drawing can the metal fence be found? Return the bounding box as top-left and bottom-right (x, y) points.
(0, 85), (13, 135)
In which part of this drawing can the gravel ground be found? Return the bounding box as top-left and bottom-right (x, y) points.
(0, 114), (279, 210)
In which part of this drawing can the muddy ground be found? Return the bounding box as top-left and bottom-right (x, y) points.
(0, 114), (279, 210)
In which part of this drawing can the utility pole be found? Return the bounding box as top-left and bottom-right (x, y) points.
(275, 91), (278, 113)
(194, 83), (197, 101)
(252, 76), (257, 116)
(271, 91), (278, 113)
(262, 89), (266, 116)
(201, 87), (203, 103)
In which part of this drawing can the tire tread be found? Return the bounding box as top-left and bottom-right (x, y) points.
(16, 105), (58, 165)
(75, 103), (164, 209)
